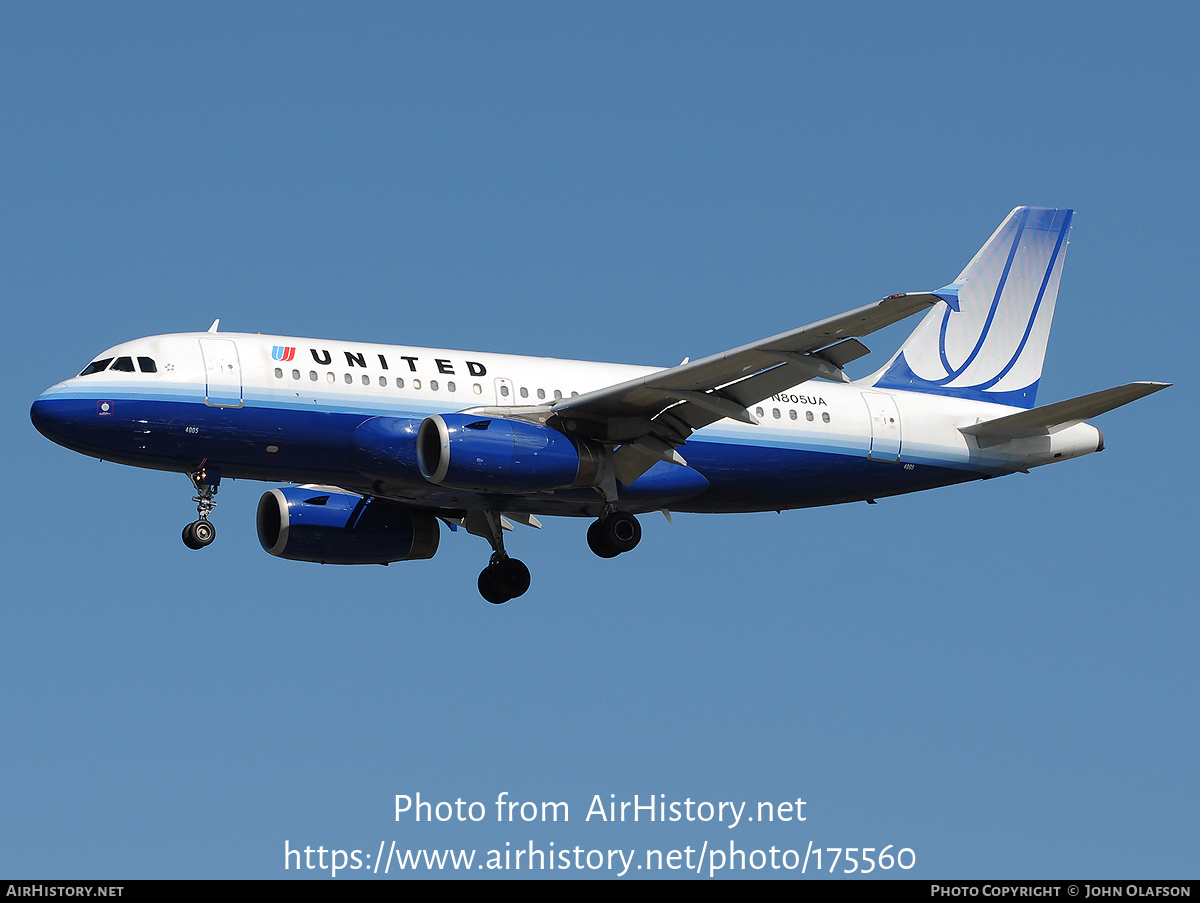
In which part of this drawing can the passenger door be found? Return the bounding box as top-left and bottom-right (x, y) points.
(199, 339), (243, 408)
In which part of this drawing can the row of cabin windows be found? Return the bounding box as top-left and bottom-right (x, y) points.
(273, 368), (582, 400)
(499, 385), (578, 400)
(756, 405), (831, 424)
(275, 368), (479, 394)
(270, 368), (830, 423)
(79, 356), (157, 376)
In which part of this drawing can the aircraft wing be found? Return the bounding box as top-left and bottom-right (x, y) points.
(541, 292), (940, 481)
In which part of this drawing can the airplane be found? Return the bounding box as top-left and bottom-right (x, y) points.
(30, 207), (1169, 603)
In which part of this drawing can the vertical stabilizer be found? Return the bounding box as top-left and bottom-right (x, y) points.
(871, 207), (1073, 408)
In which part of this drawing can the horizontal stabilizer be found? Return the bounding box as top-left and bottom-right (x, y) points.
(960, 382), (1170, 441)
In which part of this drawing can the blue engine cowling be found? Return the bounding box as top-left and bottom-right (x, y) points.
(416, 413), (602, 492)
(256, 487), (439, 564)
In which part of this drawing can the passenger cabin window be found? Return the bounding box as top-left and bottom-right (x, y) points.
(111, 357), (135, 372)
(137, 357), (157, 373)
(80, 358), (113, 376)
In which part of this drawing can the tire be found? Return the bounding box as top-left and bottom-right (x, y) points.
(478, 567), (509, 604)
(599, 512), (641, 554)
(191, 519), (216, 547)
(587, 520), (620, 558)
(182, 523), (202, 550)
(494, 558), (531, 598)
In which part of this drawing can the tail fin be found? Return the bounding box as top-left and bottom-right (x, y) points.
(871, 206), (1074, 408)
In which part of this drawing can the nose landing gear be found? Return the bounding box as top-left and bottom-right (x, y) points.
(181, 467), (220, 551)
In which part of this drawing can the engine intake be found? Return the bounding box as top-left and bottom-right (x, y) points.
(256, 487), (439, 564)
(416, 414), (602, 493)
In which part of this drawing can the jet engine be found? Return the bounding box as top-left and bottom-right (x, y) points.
(256, 487), (439, 564)
(416, 413), (602, 492)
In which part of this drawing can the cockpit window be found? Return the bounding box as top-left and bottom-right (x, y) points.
(110, 357), (135, 372)
(137, 357), (157, 373)
(79, 358), (113, 376)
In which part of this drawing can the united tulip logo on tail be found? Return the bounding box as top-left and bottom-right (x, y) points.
(272, 346), (296, 362)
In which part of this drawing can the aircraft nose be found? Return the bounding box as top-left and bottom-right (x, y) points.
(30, 389), (74, 445)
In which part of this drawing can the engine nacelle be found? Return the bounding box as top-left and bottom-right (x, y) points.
(256, 487), (439, 565)
(417, 413), (602, 493)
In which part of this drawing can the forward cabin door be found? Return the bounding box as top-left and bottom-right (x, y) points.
(199, 339), (244, 408)
(861, 391), (901, 461)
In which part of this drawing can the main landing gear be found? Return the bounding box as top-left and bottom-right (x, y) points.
(465, 509), (640, 603)
(587, 510), (642, 559)
(465, 510), (531, 605)
(181, 467), (219, 551)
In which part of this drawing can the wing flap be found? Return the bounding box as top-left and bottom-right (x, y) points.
(551, 292), (938, 441)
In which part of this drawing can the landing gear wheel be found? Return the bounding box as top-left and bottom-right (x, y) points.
(494, 557), (530, 598)
(592, 512), (641, 556)
(587, 521), (620, 558)
(182, 520), (216, 550)
(478, 567), (508, 604)
(191, 519), (216, 546)
(182, 523), (201, 550)
(478, 556), (531, 603)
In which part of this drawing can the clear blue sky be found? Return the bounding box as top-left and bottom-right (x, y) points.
(3, 2), (1195, 879)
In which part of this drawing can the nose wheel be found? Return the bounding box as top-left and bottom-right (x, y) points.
(181, 466), (220, 551)
(182, 519), (217, 549)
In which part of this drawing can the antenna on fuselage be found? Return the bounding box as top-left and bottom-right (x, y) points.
(207, 319), (219, 333)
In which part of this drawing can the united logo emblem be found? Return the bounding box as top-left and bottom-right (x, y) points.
(271, 346), (296, 362)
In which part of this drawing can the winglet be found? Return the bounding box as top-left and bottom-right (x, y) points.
(207, 319), (220, 333)
(931, 281), (963, 312)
